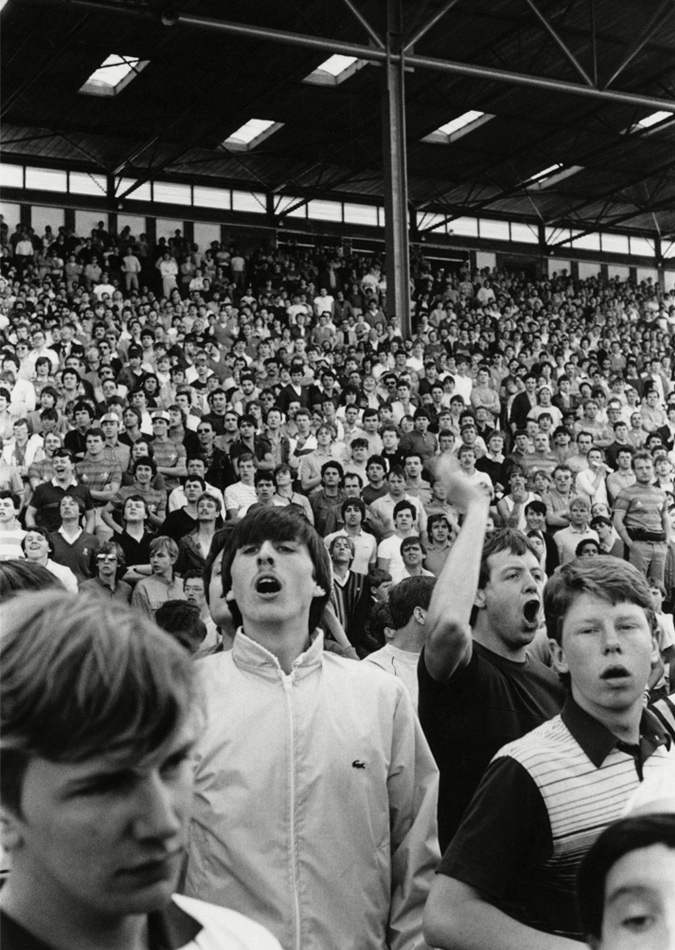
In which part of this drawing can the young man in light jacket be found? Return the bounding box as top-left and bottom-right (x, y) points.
(184, 507), (440, 950)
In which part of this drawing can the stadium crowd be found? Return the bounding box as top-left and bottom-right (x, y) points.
(0, 215), (674, 950)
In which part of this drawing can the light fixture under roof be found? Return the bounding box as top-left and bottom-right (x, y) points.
(222, 119), (283, 151)
(626, 110), (674, 134)
(304, 54), (366, 86)
(528, 164), (584, 190)
(422, 110), (492, 144)
(79, 54), (148, 96)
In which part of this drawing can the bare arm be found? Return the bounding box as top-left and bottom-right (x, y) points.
(424, 463), (491, 682)
(25, 504), (38, 528)
(101, 502), (123, 535)
(613, 507), (633, 549)
(424, 877), (581, 950)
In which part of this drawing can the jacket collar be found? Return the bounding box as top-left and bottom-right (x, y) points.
(233, 627), (324, 679)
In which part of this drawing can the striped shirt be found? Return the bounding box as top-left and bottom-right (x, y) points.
(75, 452), (123, 504)
(614, 481), (668, 535)
(440, 698), (673, 939)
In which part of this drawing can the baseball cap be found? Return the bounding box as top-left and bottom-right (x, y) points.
(152, 410), (171, 423)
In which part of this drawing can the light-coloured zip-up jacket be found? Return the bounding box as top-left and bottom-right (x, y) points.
(184, 630), (440, 950)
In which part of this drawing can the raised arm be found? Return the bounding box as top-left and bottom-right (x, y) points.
(424, 462), (491, 682)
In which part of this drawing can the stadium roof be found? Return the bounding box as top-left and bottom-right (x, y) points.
(2, 0), (675, 243)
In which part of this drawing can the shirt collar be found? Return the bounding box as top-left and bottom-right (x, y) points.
(51, 475), (78, 488)
(561, 695), (671, 768)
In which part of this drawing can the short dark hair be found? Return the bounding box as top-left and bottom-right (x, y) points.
(478, 529), (541, 590)
(219, 508), (331, 633)
(577, 814), (675, 944)
(155, 600), (207, 654)
(388, 576), (436, 628)
(341, 497), (366, 518)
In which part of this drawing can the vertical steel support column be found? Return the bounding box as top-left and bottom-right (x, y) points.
(381, 0), (411, 338)
(654, 236), (665, 295)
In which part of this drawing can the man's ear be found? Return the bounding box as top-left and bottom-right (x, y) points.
(549, 638), (569, 676)
(0, 806), (24, 853)
(313, 583), (327, 598)
(474, 587), (487, 610)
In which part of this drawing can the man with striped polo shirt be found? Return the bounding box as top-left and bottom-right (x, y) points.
(613, 450), (670, 586)
(424, 557), (674, 949)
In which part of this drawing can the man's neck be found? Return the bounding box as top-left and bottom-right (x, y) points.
(332, 562), (350, 581)
(125, 521), (144, 539)
(60, 520), (80, 538)
(571, 687), (643, 744)
(473, 614), (529, 662)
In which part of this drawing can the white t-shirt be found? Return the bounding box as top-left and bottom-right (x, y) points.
(364, 644), (421, 708)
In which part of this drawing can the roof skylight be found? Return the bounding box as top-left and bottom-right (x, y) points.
(422, 110), (492, 144)
(222, 119), (283, 151)
(528, 162), (563, 183)
(627, 110), (674, 134)
(304, 55), (366, 86)
(79, 54), (148, 96)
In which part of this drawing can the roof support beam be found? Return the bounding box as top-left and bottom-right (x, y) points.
(521, 0), (594, 87)
(133, 9), (675, 113)
(340, 0), (384, 48)
(602, 0), (675, 89)
(404, 0), (462, 52)
(382, 0), (411, 339)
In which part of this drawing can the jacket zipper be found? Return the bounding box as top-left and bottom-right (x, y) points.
(282, 673), (302, 950)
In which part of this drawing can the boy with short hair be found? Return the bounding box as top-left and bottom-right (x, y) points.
(0, 591), (280, 950)
(184, 507), (439, 950)
(425, 557), (674, 949)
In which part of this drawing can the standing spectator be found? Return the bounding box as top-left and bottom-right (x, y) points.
(79, 540), (132, 602)
(418, 467), (564, 851)
(310, 460), (347, 537)
(75, 427), (123, 540)
(175, 493), (219, 575)
(26, 448), (95, 534)
(424, 558), (673, 948)
(0, 490), (26, 560)
(224, 453), (257, 521)
(614, 451), (670, 585)
(365, 576), (436, 705)
(0, 591), (280, 950)
(49, 494), (99, 583)
(324, 497), (377, 575)
(183, 507), (439, 950)
(21, 527), (78, 593)
(131, 535), (184, 616)
(555, 496), (600, 566)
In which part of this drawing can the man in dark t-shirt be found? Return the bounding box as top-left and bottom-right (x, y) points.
(418, 464), (564, 851)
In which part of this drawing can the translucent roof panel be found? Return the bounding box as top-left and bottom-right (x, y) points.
(222, 119), (283, 151)
(79, 55), (148, 96)
(422, 111), (492, 144)
(304, 55), (366, 86)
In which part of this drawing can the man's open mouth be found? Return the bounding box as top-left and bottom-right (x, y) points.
(522, 599), (541, 625)
(256, 576), (282, 595)
(601, 665), (631, 680)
